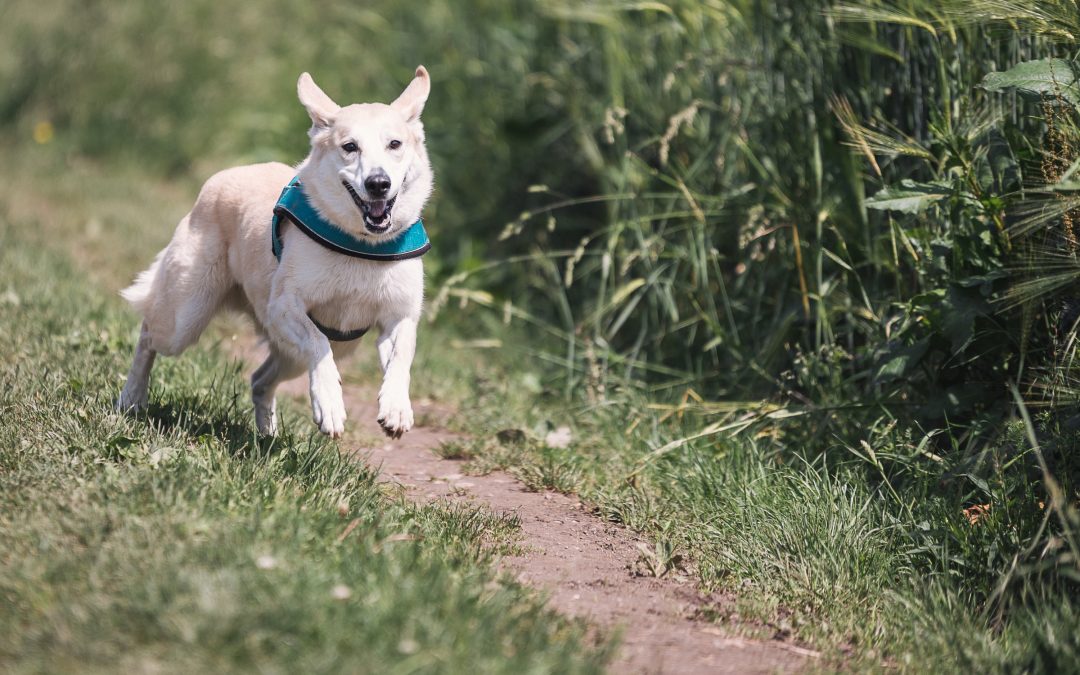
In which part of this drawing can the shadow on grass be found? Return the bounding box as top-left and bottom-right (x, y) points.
(114, 366), (358, 485)
(142, 388), (284, 458)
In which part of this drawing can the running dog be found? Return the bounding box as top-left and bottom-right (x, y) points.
(117, 67), (433, 439)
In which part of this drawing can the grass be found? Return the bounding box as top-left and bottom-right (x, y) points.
(5, 1), (1080, 672)
(404, 324), (1080, 670)
(0, 147), (609, 673)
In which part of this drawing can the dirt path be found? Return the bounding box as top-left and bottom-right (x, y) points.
(243, 342), (813, 674)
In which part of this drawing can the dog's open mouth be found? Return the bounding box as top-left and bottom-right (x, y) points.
(343, 181), (396, 233)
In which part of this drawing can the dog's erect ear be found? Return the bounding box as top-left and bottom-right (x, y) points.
(391, 66), (430, 124)
(297, 72), (341, 131)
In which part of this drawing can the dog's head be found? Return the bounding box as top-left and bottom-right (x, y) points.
(295, 67), (433, 240)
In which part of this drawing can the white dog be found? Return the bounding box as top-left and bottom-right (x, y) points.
(117, 67), (434, 439)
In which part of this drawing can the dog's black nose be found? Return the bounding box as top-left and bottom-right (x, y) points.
(365, 172), (391, 198)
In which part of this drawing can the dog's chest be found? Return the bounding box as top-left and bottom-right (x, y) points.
(290, 246), (423, 330)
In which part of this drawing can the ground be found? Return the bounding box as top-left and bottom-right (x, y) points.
(260, 346), (812, 673)
(0, 145), (808, 673)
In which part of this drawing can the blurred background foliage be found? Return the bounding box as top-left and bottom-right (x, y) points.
(5, 1), (1076, 414)
(4, 0), (1080, 666)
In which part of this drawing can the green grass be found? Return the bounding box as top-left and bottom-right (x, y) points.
(0, 151), (609, 673)
(405, 329), (1080, 671)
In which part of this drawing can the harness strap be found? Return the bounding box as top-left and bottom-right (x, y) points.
(271, 176), (430, 262)
(270, 176), (430, 343)
(307, 313), (369, 342)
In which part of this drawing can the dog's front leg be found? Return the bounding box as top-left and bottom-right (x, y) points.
(267, 293), (347, 438)
(375, 317), (417, 438)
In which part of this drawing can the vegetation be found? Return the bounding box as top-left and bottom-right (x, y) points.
(3, 0), (1080, 671)
(0, 152), (609, 673)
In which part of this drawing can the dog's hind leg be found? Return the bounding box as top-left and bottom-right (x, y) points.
(119, 209), (235, 416)
(117, 321), (157, 412)
(251, 347), (304, 435)
(129, 209), (236, 358)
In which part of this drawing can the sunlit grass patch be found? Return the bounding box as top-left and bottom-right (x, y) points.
(0, 216), (609, 673)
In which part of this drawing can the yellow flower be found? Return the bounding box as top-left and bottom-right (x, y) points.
(33, 121), (54, 145)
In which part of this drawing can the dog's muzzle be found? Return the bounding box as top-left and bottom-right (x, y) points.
(343, 181), (396, 234)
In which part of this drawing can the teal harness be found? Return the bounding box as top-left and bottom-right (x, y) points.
(271, 176), (430, 342)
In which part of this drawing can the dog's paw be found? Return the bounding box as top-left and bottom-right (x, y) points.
(310, 368), (346, 438)
(255, 400), (278, 436)
(377, 388), (413, 439)
(115, 387), (148, 414)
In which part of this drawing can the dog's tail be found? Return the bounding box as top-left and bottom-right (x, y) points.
(120, 249), (165, 315)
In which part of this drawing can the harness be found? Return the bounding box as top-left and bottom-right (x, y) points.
(271, 176), (430, 342)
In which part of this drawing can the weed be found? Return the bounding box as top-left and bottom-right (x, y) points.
(433, 439), (474, 461)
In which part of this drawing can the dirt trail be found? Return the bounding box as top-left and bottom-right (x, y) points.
(247, 342), (813, 674)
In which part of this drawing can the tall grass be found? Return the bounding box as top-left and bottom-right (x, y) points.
(427, 0), (1080, 664)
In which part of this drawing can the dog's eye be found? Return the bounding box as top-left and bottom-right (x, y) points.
(388, 139), (402, 150)
(341, 141), (358, 153)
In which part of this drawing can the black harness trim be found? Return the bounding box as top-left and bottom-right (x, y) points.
(307, 313), (369, 343)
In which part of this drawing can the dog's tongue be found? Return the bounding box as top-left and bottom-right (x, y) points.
(368, 200), (389, 218)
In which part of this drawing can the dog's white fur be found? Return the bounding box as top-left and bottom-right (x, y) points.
(117, 67), (433, 439)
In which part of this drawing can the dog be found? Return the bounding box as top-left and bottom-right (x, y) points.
(117, 67), (434, 439)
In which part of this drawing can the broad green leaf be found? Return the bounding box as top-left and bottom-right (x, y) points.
(865, 180), (951, 214)
(981, 58), (1080, 106)
(875, 338), (930, 382)
(940, 285), (990, 353)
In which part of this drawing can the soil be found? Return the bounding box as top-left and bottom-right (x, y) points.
(240, 340), (814, 674)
